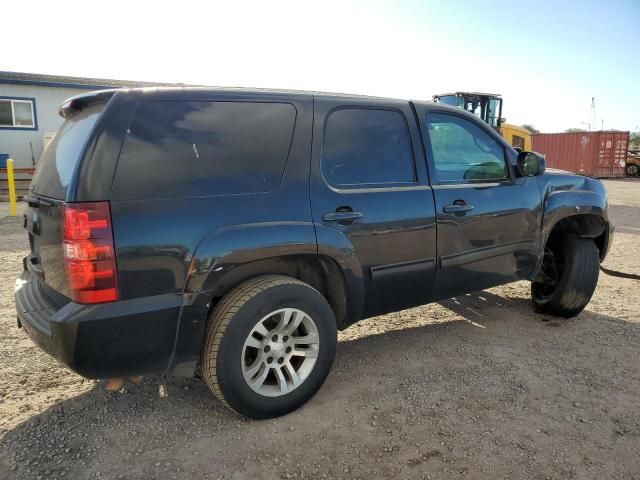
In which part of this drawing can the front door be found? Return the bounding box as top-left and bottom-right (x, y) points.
(310, 97), (437, 319)
(415, 107), (542, 300)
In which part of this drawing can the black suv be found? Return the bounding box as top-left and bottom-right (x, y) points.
(15, 88), (613, 418)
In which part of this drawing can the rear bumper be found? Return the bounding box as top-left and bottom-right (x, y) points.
(15, 270), (184, 379)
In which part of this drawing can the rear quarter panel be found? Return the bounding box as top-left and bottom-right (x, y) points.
(108, 92), (316, 376)
(110, 92), (316, 300)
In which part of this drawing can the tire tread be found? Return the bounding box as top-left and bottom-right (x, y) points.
(532, 236), (599, 318)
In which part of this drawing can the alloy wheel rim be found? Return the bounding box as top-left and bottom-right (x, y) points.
(241, 308), (319, 397)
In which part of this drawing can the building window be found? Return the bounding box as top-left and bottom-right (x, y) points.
(0, 98), (36, 128)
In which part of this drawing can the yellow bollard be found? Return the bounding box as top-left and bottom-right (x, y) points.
(7, 158), (17, 217)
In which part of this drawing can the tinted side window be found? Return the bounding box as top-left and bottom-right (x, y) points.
(112, 101), (296, 200)
(322, 108), (415, 186)
(32, 103), (105, 199)
(424, 113), (508, 183)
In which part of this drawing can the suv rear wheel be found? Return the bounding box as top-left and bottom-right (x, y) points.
(201, 275), (337, 419)
(531, 235), (600, 318)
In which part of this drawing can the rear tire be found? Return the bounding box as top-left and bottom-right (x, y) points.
(626, 164), (639, 177)
(531, 236), (600, 318)
(201, 275), (337, 419)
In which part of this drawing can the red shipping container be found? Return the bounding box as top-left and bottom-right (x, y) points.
(532, 131), (628, 177)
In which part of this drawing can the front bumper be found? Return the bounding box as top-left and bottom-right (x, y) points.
(15, 270), (183, 379)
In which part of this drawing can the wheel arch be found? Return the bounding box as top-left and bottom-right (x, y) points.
(184, 220), (365, 328)
(170, 223), (359, 377)
(533, 213), (607, 281)
(533, 188), (610, 278)
(200, 254), (350, 329)
(543, 188), (608, 246)
(549, 212), (606, 239)
(170, 253), (350, 377)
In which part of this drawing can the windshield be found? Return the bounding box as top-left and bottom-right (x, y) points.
(31, 103), (105, 199)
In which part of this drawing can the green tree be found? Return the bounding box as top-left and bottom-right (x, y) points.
(630, 131), (640, 149)
(564, 128), (587, 133)
(521, 124), (540, 134)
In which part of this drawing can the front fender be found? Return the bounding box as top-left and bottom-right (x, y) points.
(532, 184), (609, 278)
(542, 189), (608, 242)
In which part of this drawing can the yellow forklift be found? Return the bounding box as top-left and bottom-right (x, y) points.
(432, 92), (532, 151)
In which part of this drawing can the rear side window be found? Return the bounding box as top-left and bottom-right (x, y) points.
(322, 108), (415, 186)
(112, 101), (296, 200)
(31, 103), (105, 199)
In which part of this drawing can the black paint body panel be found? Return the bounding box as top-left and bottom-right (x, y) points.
(16, 271), (181, 378)
(15, 88), (613, 379)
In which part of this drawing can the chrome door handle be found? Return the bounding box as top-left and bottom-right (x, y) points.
(443, 203), (474, 213)
(323, 211), (363, 222)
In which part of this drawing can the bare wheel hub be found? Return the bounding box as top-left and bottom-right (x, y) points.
(241, 308), (319, 397)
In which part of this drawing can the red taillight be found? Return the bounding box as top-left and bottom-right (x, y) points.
(63, 202), (118, 304)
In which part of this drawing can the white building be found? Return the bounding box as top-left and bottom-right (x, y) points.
(0, 71), (178, 168)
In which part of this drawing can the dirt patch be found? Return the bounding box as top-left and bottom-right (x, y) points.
(1, 180), (639, 479)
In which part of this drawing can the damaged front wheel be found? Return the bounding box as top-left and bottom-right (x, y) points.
(531, 235), (600, 318)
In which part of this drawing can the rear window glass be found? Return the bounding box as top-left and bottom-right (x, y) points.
(112, 101), (296, 200)
(31, 103), (105, 199)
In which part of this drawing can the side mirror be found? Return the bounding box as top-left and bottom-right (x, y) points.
(517, 151), (546, 177)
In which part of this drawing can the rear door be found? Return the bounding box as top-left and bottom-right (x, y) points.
(414, 105), (542, 300)
(310, 96), (437, 319)
(25, 102), (107, 296)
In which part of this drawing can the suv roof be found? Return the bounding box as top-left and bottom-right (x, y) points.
(66, 86), (429, 105)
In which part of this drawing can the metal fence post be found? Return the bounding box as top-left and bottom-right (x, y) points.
(7, 158), (17, 217)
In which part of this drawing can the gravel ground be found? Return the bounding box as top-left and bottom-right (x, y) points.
(1, 179), (639, 480)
